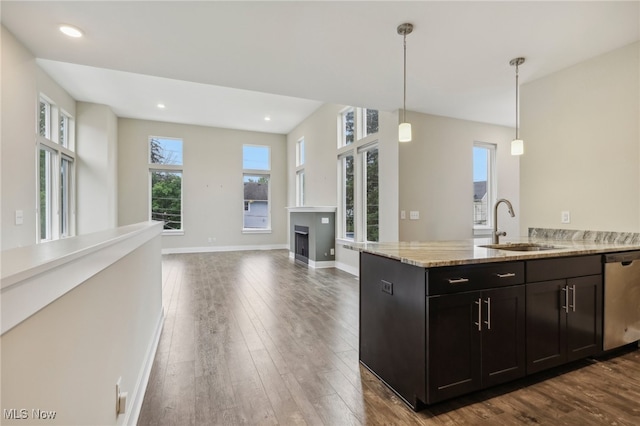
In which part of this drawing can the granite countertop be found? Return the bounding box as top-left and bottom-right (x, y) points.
(343, 234), (640, 268)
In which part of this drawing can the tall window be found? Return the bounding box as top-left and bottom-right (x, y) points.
(473, 142), (496, 228)
(37, 96), (75, 242)
(149, 137), (183, 232)
(337, 106), (379, 242)
(296, 138), (305, 206)
(243, 145), (271, 231)
(362, 109), (379, 139)
(340, 154), (355, 239)
(340, 108), (355, 146)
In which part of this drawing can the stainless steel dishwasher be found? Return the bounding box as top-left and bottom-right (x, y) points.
(603, 251), (640, 350)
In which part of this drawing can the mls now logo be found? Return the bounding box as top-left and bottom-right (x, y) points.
(3, 408), (57, 420)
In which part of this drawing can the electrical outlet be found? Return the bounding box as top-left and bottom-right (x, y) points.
(330, 248), (335, 255)
(116, 378), (127, 415)
(561, 211), (571, 224)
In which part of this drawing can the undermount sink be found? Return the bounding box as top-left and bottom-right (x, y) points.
(479, 243), (562, 252)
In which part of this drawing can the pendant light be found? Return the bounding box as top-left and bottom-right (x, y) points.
(510, 57), (525, 155)
(398, 23), (413, 142)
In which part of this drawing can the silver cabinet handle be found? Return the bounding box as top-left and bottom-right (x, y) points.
(474, 298), (482, 331)
(569, 285), (576, 312)
(484, 297), (491, 330)
(561, 286), (569, 313)
(496, 272), (516, 278)
(448, 277), (469, 284)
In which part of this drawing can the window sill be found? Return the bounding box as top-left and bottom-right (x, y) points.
(336, 237), (355, 245)
(473, 227), (493, 237)
(162, 230), (184, 236)
(242, 228), (272, 234)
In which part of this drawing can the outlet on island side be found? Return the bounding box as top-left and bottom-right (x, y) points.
(561, 211), (571, 224)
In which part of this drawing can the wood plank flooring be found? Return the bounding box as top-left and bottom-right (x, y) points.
(137, 250), (640, 425)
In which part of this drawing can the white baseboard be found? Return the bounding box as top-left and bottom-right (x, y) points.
(309, 259), (335, 269)
(288, 251), (336, 269)
(126, 308), (165, 426)
(162, 244), (288, 255)
(335, 261), (359, 277)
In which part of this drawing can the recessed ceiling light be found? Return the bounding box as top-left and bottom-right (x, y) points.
(157, 103), (166, 109)
(59, 25), (83, 38)
(264, 116), (271, 121)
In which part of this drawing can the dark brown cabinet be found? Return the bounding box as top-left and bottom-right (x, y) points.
(526, 256), (602, 374)
(427, 285), (526, 403)
(359, 251), (604, 410)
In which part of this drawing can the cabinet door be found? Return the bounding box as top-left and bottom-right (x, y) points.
(427, 292), (481, 403)
(566, 275), (603, 361)
(481, 285), (526, 387)
(526, 280), (567, 374)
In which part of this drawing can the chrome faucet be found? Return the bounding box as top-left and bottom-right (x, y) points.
(493, 199), (515, 244)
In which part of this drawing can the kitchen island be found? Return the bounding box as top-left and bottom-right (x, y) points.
(349, 234), (640, 410)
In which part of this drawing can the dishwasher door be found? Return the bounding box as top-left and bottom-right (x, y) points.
(604, 251), (640, 350)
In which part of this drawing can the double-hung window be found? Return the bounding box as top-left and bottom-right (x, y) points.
(243, 145), (271, 232)
(473, 142), (497, 232)
(37, 96), (75, 242)
(338, 107), (379, 242)
(149, 137), (183, 233)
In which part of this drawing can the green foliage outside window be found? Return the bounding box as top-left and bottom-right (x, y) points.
(151, 171), (182, 230)
(366, 149), (379, 242)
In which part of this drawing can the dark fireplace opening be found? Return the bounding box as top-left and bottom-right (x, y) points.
(294, 225), (309, 264)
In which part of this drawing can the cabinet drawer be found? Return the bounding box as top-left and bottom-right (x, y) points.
(427, 262), (524, 295)
(526, 255), (602, 282)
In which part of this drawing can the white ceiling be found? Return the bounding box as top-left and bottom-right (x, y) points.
(2, 1), (639, 134)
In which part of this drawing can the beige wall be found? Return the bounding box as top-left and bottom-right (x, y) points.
(399, 111), (520, 241)
(77, 102), (119, 234)
(286, 104), (340, 207)
(520, 42), (640, 233)
(1, 27), (75, 249)
(118, 118), (288, 250)
(1, 26), (37, 249)
(1, 233), (163, 426)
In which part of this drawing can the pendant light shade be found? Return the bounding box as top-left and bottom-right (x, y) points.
(511, 139), (524, 156)
(398, 23), (413, 142)
(399, 122), (412, 142)
(510, 57), (525, 156)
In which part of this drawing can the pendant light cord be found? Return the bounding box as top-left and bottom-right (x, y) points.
(403, 32), (407, 123)
(515, 62), (519, 140)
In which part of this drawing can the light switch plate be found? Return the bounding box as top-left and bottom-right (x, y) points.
(410, 211), (420, 220)
(321, 217), (329, 224)
(400, 210), (406, 220)
(15, 210), (23, 225)
(561, 211), (571, 224)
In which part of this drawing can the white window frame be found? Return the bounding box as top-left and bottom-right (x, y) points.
(473, 141), (497, 235)
(243, 145), (272, 233)
(148, 136), (184, 235)
(37, 95), (76, 243)
(337, 106), (380, 243)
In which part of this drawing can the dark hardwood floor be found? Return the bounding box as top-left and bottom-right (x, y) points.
(138, 250), (640, 425)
